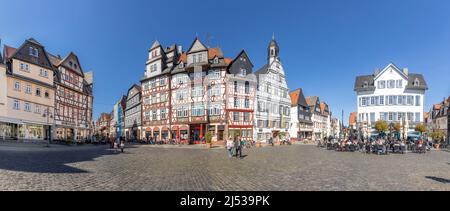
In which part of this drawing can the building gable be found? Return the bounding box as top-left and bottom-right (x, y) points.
(374, 63), (407, 81)
(60, 52), (84, 76)
(187, 38), (207, 54)
(127, 85), (141, 100)
(227, 50), (254, 75)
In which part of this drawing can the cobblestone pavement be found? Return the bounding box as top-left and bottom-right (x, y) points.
(0, 144), (449, 191)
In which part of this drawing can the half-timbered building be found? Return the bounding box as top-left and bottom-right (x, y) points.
(141, 38), (231, 143)
(141, 41), (179, 141)
(49, 52), (93, 141)
(254, 37), (292, 143)
(225, 50), (257, 141)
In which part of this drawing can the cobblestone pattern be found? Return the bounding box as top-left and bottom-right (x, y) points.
(0, 144), (449, 191)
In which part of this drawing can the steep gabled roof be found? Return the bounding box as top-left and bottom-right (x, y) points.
(3, 45), (16, 61)
(374, 63), (408, 80)
(306, 96), (319, 107)
(290, 88), (308, 107)
(58, 52), (85, 76)
(229, 49), (254, 67)
(187, 37), (207, 53)
(127, 84), (141, 97)
(150, 40), (161, 50)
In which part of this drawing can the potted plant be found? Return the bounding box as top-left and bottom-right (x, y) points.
(205, 132), (213, 149)
(430, 131), (444, 150)
(415, 124), (427, 139)
(375, 120), (388, 138)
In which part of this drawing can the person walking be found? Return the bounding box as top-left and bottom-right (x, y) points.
(240, 136), (245, 156)
(234, 136), (242, 158)
(226, 138), (235, 158)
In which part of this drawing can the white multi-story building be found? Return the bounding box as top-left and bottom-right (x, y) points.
(354, 63), (428, 137)
(254, 37), (291, 143)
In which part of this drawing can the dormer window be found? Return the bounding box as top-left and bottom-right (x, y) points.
(69, 61), (73, 67)
(179, 63), (184, 68)
(363, 81), (369, 88)
(29, 47), (38, 57)
(214, 57), (219, 64)
(414, 78), (420, 87)
(74, 64), (78, 69)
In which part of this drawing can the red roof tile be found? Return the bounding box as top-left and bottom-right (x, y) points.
(290, 89), (300, 107)
(224, 58), (232, 65)
(208, 48), (223, 59)
(178, 53), (187, 63)
(4, 45), (16, 60)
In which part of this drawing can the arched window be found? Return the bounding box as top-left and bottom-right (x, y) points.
(271, 49), (275, 56)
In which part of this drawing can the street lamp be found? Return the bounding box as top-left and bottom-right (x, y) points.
(42, 107), (53, 147)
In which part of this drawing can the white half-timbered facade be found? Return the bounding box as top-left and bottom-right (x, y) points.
(225, 50), (257, 141)
(49, 52), (93, 141)
(254, 38), (291, 143)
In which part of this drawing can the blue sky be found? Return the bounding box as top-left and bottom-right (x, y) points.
(1, 0), (449, 124)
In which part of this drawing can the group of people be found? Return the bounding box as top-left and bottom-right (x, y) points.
(109, 137), (125, 153)
(226, 136), (246, 158)
(322, 136), (422, 155)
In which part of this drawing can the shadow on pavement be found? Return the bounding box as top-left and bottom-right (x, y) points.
(0, 145), (119, 174)
(425, 176), (450, 184)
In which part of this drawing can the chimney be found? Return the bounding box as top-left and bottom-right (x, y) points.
(403, 68), (409, 76)
(177, 46), (183, 54)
